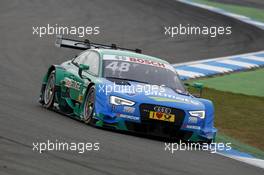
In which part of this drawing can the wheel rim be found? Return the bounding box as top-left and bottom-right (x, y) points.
(44, 74), (55, 105)
(84, 89), (95, 121)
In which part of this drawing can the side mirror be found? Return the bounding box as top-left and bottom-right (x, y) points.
(193, 82), (203, 89)
(78, 64), (89, 79)
(184, 82), (204, 97)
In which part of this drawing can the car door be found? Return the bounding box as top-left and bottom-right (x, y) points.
(61, 51), (90, 102)
(66, 50), (100, 102)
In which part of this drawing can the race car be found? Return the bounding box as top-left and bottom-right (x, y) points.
(39, 36), (217, 142)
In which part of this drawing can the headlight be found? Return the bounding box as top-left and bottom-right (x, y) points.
(189, 110), (205, 119)
(109, 96), (135, 106)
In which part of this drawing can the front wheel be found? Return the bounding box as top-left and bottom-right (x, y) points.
(43, 71), (56, 109)
(83, 86), (95, 124)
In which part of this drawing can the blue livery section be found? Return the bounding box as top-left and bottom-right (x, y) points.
(91, 78), (217, 142)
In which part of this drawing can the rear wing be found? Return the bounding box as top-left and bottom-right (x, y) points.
(55, 35), (142, 53)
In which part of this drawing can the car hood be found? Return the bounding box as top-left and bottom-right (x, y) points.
(97, 78), (205, 110)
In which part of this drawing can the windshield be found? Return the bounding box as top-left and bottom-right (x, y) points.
(103, 55), (186, 93)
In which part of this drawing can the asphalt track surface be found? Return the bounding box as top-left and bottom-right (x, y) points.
(0, 0), (264, 175)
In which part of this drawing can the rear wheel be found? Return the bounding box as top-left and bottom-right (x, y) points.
(43, 71), (56, 109)
(83, 86), (95, 124)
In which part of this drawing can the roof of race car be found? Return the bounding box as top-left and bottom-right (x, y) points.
(93, 49), (170, 64)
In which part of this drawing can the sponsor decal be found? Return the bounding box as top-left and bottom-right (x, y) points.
(186, 125), (201, 130)
(149, 111), (175, 122)
(129, 57), (165, 68)
(123, 106), (135, 113)
(103, 54), (174, 71)
(63, 77), (81, 91)
(117, 114), (139, 121)
(148, 95), (200, 106)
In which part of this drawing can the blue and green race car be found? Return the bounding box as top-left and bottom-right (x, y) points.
(39, 36), (217, 142)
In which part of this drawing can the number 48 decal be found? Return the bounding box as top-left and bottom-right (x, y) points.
(105, 62), (130, 72)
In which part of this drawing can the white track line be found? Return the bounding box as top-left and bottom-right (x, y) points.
(216, 152), (264, 169)
(246, 20), (264, 27)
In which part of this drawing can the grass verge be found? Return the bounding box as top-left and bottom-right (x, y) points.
(191, 0), (264, 23)
(191, 68), (264, 97)
(187, 86), (264, 158)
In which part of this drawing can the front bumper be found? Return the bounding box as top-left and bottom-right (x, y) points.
(93, 112), (217, 142)
(93, 91), (217, 142)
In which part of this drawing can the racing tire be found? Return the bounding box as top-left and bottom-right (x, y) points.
(43, 70), (56, 109)
(83, 86), (95, 124)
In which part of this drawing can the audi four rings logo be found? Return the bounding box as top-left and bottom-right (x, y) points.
(154, 106), (171, 114)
